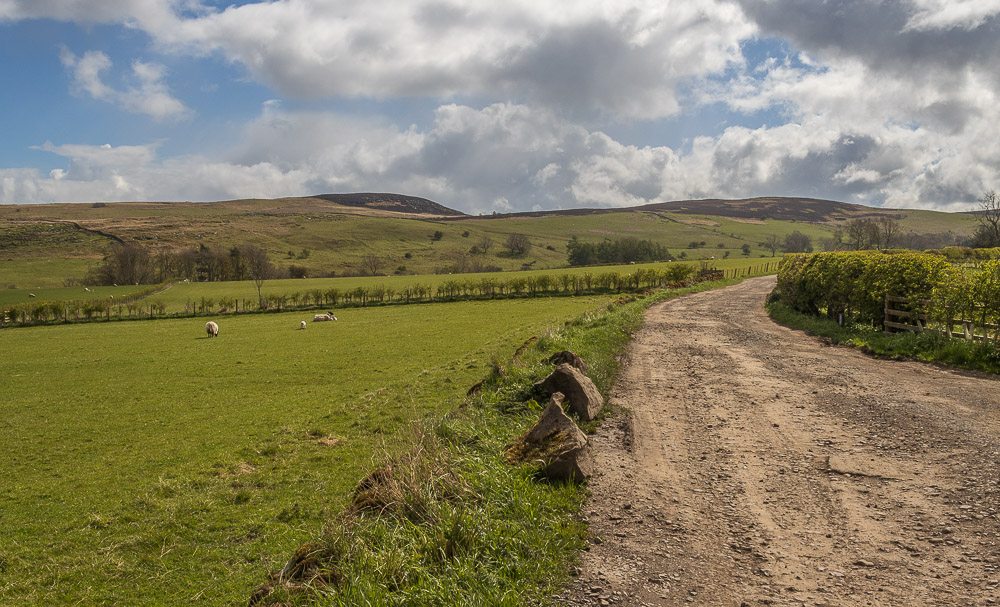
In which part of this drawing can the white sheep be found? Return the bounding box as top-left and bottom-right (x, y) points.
(206, 321), (219, 337)
(300, 320), (307, 329)
(313, 313), (336, 322)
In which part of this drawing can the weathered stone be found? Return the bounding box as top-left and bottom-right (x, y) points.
(535, 363), (604, 420)
(548, 350), (589, 374)
(504, 393), (592, 482)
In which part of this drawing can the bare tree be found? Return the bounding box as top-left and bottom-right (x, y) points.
(760, 234), (781, 257)
(240, 244), (273, 309)
(972, 190), (1000, 247)
(844, 218), (878, 250)
(477, 235), (494, 254)
(89, 242), (153, 285)
(361, 253), (381, 276)
(876, 216), (901, 250)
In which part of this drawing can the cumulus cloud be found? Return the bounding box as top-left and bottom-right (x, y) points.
(1, 100), (984, 213)
(3, 1), (1000, 212)
(13, 0), (752, 121)
(60, 48), (192, 120)
(904, 0), (1000, 31)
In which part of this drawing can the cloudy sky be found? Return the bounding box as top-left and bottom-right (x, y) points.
(1, 0), (998, 214)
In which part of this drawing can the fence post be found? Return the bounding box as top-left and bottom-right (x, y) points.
(883, 293), (890, 334)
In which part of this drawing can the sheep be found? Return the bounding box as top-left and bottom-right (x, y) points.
(299, 320), (307, 330)
(206, 321), (219, 337)
(313, 313), (336, 322)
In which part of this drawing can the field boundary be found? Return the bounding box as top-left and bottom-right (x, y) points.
(2, 263), (780, 329)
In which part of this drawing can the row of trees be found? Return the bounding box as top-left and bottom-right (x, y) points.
(86, 242), (272, 285)
(7, 263), (740, 326)
(566, 237), (673, 266)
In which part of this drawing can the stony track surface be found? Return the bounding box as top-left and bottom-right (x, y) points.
(557, 276), (1000, 607)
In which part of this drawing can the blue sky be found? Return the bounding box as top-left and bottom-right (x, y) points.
(1, 1), (999, 214)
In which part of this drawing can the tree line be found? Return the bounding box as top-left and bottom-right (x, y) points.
(566, 236), (673, 266)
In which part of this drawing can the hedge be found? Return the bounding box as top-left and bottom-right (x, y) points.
(775, 250), (1000, 331)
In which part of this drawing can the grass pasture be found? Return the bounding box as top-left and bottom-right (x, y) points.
(145, 257), (778, 315)
(0, 295), (614, 605)
(0, 257), (777, 318)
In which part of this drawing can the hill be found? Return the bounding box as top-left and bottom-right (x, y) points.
(0, 195), (979, 288)
(467, 196), (919, 223)
(307, 193), (464, 216)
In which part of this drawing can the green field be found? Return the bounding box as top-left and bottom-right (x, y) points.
(0, 257), (778, 315)
(0, 295), (614, 605)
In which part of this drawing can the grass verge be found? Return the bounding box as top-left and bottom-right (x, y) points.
(252, 276), (748, 606)
(767, 298), (1000, 375)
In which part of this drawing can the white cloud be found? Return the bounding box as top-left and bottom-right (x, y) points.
(3, 1), (1000, 213)
(903, 0), (1000, 31)
(0, 0), (182, 28)
(60, 48), (192, 120)
(17, 0), (753, 121)
(3, 96), (998, 213)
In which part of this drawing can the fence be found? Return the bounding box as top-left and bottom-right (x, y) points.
(884, 294), (1000, 341)
(721, 261), (781, 278)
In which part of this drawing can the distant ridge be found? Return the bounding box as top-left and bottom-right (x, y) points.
(453, 196), (900, 224)
(307, 193), (465, 216)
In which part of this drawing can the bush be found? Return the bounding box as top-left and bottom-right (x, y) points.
(775, 250), (997, 328)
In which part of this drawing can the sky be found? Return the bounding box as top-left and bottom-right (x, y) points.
(1, 1), (999, 215)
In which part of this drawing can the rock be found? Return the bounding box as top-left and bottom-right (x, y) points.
(535, 363), (604, 420)
(548, 350), (589, 374)
(504, 393), (593, 481)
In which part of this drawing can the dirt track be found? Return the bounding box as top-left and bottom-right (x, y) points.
(558, 276), (1000, 607)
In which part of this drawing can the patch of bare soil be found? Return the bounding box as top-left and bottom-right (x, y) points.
(557, 276), (1000, 607)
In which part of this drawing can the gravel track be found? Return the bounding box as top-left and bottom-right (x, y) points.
(558, 276), (1000, 607)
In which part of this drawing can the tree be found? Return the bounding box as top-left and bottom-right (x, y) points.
(876, 216), (901, 250)
(844, 218), (878, 250)
(782, 230), (813, 253)
(477, 235), (494, 255)
(430, 230), (444, 243)
(240, 244), (273, 309)
(760, 234), (781, 257)
(972, 190), (1000, 247)
(88, 242), (153, 285)
(505, 233), (531, 256)
(741, 243), (751, 256)
(361, 253), (381, 276)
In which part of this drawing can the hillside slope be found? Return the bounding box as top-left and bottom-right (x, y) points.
(0, 195), (978, 288)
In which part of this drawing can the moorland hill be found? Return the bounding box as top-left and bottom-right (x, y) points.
(0, 194), (978, 288)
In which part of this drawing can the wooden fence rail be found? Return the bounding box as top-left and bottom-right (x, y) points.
(884, 294), (1000, 341)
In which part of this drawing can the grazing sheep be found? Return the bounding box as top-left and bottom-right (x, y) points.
(313, 313), (336, 322)
(300, 320), (307, 330)
(206, 321), (219, 337)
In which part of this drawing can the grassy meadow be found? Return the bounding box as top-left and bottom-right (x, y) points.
(0, 257), (779, 315)
(0, 295), (614, 605)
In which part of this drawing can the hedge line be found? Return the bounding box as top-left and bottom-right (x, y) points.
(775, 250), (1000, 330)
(4, 262), (781, 328)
